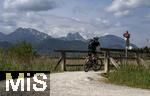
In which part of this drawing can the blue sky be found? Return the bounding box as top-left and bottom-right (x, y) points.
(0, 0), (150, 47)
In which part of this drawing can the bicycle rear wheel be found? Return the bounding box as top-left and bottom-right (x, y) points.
(92, 59), (102, 71)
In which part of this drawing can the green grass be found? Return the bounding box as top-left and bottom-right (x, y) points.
(0, 56), (85, 72)
(0, 57), (62, 72)
(108, 64), (150, 89)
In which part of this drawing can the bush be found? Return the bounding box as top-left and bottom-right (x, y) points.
(108, 64), (150, 89)
(6, 41), (34, 64)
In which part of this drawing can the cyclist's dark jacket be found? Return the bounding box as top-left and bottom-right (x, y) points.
(88, 40), (100, 52)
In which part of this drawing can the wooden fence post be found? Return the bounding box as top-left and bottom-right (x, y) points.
(136, 52), (140, 65)
(120, 54), (123, 64)
(54, 57), (62, 71)
(61, 51), (66, 71)
(104, 51), (110, 73)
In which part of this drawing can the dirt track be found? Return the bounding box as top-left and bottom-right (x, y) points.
(0, 71), (149, 96)
(50, 71), (150, 96)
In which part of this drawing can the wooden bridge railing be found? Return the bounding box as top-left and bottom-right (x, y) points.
(54, 48), (147, 73)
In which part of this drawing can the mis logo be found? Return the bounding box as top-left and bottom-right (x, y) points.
(0, 71), (50, 96)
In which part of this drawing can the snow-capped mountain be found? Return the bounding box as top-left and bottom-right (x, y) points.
(60, 32), (85, 41)
(5, 27), (51, 43)
(0, 27), (137, 54)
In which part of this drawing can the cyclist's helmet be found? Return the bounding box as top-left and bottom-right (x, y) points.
(93, 37), (99, 41)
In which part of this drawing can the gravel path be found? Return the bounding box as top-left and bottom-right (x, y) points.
(50, 71), (150, 96)
(0, 71), (149, 96)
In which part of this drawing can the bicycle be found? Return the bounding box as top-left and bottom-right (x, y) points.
(84, 55), (103, 72)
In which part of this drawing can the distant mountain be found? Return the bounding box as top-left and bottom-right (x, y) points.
(36, 35), (137, 54)
(36, 38), (87, 54)
(0, 32), (6, 41)
(99, 35), (137, 49)
(5, 28), (51, 44)
(0, 28), (137, 54)
(0, 41), (12, 49)
(60, 32), (85, 41)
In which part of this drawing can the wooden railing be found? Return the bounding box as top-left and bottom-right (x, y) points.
(54, 48), (147, 73)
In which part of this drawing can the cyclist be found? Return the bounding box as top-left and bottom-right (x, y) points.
(88, 37), (101, 62)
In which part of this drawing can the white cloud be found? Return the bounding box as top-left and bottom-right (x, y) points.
(95, 18), (110, 26)
(4, 0), (57, 12)
(106, 0), (150, 17)
(114, 10), (130, 17)
(103, 33), (110, 36)
(0, 0), (149, 47)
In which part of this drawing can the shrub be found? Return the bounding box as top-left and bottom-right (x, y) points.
(6, 41), (34, 64)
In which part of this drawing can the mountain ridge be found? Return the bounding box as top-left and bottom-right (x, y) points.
(1, 27), (51, 44)
(0, 27), (137, 54)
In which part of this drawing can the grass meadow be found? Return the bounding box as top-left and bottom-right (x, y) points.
(107, 63), (150, 89)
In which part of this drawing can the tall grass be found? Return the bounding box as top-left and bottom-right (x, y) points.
(0, 56), (62, 72)
(0, 42), (62, 72)
(108, 64), (150, 89)
(0, 57), (85, 72)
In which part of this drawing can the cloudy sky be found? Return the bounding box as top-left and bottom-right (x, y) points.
(0, 0), (150, 47)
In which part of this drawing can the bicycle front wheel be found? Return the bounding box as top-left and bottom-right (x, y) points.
(84, 60), (91, 72)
